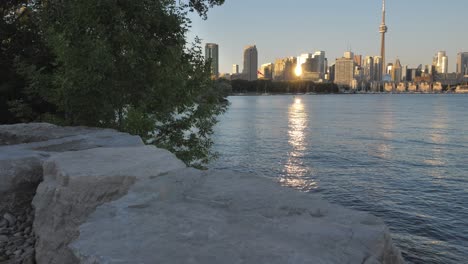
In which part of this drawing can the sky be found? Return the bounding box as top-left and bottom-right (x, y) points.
(187, 0), (468, 74)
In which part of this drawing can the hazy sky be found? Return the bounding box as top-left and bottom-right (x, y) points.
(187, 0), (467, 73)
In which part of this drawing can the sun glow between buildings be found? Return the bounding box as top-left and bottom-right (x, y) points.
(294, 64), (302, 77)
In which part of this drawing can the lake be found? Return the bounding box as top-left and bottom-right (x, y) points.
(210, 94), (468, 264)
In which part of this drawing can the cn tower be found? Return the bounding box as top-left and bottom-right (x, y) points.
(379, 0), (388, 79)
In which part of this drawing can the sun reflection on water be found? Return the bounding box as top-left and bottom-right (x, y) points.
(425, 104), (449, 172)
(280, 98), (318, 191)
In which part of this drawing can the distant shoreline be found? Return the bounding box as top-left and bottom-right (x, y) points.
(229, 92), (465, 96)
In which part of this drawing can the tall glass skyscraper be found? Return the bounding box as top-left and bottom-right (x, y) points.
(205, 43), (219, 78)
(457, 52), (468, 75)
(242, 45), (258, 81)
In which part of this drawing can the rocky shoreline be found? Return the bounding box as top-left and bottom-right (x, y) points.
(0, 209), (35, 263)
(0, 123), (405, 264)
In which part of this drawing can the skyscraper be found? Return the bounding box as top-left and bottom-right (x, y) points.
(379, 0), (388, 78)
(232, 64), (239, 74)
(363, 56), (374, 82)
(456, 52), (468, 75)
(433, 51), (448, 74)
(205, 43), (219, 78)
(313, 51), (326, 74)
(354, 55), (362, 67)
(392, 59), (402, 83)
(335, 52), (355, 87)
(242, 45), (258, 81)
(274, 57), (296, 81)
(260, 63), (274, 80)
(374, 56), (382, 82)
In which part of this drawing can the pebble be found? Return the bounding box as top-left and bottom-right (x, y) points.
(13, 249), (23, 256)
(0, 228), (8, 235)
(0, 209), (36, 264)
(3, 213), (16, 226)
(0, 235), (8, 242)
(0, 219), (7, 228)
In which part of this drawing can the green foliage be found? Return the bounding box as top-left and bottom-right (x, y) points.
(0, 1), (55, 123)
(2, 0), (228, 167)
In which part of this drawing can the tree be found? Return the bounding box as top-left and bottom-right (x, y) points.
(0, 0), (56, 123)
(14, 0), (227, 168)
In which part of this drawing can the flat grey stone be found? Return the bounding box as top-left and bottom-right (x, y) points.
(33, 146), (186, 264)
(71, 169), (404, 264)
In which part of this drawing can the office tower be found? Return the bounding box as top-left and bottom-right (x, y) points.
(260, 63), (274, 80)
(433, 51), (448, 74)
(387, 63), (393, 75)
(354, 55), (362, 67)
(298, 53), (312, 66)
(363, 56), (374, 81)
(379, 0), (388, 78)
(457, 52), (468, 75)
(402, 65), (408, 81)
(274, 57), (297, 81)
(242, 45), (258, 81)
(392, 59), (402, 83)
(205, 43), (219, 78)
(441, 56), (448, 74)
(374, 56), (382, 81)
(296, 53), (312, 76)
(313, 51), (327, 74)
(335, 52), (355, 86)
(232, 64), (239, 74)
(329, 64), (336, 82)
(344, 51), (354, 59)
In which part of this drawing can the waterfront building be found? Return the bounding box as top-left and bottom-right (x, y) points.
(433, 51), (448, 74)
(329, 64), (336, 82)
(408, 83), (417, 92)
(232, 64), (239, 74)
(296, 53), (313, 77)
(313, 51), (327, 74)
(396, 82), (406, 93)
(354, 55), (362, 67)
(401, 65), (408, 82)
(457, 52), (468, 75)
(274, 57), (297, 81)
(419, 82), (431, 93)
(242, 45), (258, 81)
(205, 43), (219, 78)
(335, 52), (355, 87)
(386, 63), (393, 75)
(374, 56), (382, 81)
(406, 68), (421, 82)
(344, 51), (354, 59)
(433, 82), (443, 92)
(384, 83), (394, 93)
(363, 56), (374, 82)
(219, 73), (231, 80)
(259, 63), (274, 80)
(392, 59), (402, 83)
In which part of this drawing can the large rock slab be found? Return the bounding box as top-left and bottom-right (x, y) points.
(71, 168), (404, 264)
(0, 123), (143, 213)
(32, 146), (186, 264)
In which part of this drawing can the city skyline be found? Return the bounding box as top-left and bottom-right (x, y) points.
(188, 0), (468, 74)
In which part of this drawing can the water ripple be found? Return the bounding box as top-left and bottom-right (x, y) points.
(211, 95), (468, 264)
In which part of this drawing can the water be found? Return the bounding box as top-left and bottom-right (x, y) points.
(209, 94), (468, 264)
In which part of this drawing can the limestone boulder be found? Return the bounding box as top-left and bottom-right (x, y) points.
(32, 146), (186, 264)
(0, 123), (143, 213)
(71, 168), (404, 264)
